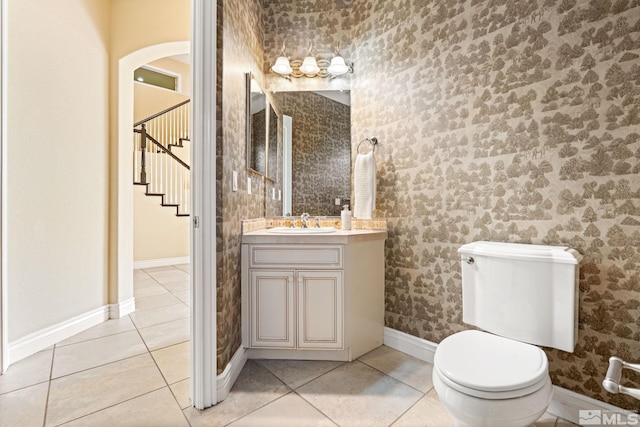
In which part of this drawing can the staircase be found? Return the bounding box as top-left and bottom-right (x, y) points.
(133, 100), (190, 216)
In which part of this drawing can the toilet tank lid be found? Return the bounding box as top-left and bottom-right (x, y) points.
(458, 241), (582, 264)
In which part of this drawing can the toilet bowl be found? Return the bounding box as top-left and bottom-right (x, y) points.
(433, 330), (553, 427)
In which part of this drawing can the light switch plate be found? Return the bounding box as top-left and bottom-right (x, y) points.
(272, 188), (276, 199)
(278, 189), (281, 200)
(232, 171), (238, 192)
(247, 177), (252, 195)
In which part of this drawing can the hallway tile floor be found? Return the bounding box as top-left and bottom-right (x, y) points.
(0, 265), (579, 427)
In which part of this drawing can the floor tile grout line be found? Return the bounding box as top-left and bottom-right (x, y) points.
(54, 328), (137, 349)
(130, 313), (190, 330)
(291, 389), (340, 427)
(41, 343), (57, 427)
(131, 313), (188, 395)
(51, 385), (168, 427)
(145, 338), (191, 354)
(47, 350), (150, 383)
(0, 379), (50, 397)
(220, 385), (295, 427)
(150, 266), (191, 426)
(387, 387), (430, 427)
(138, 264), (195, 426)
(259, 359), (384, 427)
(355, 357), (434, 395)
(256, 359), (347, 391)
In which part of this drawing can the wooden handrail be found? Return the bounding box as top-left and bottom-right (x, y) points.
(134, 129), (190, 170)
(134, 99), (190, 128)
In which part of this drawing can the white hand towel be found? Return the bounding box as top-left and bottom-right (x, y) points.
(354, 151), (376, 219)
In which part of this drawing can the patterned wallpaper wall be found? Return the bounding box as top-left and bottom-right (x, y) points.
(274, 91), (351, 216)
(350, 0), (640, 409)
(218, 0), (266, 374)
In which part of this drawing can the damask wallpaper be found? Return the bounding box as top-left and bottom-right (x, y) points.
(349, 0), (640, 409)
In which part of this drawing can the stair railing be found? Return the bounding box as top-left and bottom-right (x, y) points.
(134, 99), (190, 151)
(133, 127), (191, 216)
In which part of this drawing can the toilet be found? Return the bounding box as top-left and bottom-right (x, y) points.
(432, 241), (581, 427)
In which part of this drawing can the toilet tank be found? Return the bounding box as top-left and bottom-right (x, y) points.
(458, 241), (582, 353)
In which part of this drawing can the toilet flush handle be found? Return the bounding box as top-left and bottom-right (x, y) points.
(462, 256), (474, 265)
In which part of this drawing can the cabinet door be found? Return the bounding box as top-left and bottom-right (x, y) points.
(250, 270), (295, 348)
(297, 271), (343, 349)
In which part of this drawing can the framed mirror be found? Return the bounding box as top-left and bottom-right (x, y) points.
(246, 73), (267, 176)
(271, 91), (351, 216)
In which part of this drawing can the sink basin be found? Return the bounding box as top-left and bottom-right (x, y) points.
(268, 226), (337, 234)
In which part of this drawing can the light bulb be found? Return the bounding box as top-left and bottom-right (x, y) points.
(328, 55), (349, 76)
(271, 56), (292, 75)
(299, 56), (319, 75)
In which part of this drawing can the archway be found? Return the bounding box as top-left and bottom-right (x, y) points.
(113, 41), (190, 315)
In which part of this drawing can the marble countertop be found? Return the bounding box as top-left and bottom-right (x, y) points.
(242, 228), (388, 244)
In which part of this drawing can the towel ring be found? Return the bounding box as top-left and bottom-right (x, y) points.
(357, 137), (378, 154)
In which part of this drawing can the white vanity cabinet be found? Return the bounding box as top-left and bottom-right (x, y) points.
(249, 269), (343, 349)
(241, 230), (387, 361)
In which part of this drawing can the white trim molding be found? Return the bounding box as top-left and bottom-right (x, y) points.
(549, 386), (626, 426)
(216, 346), (247, 403)
(383, 327), (626, 426)
(8, 305), (109, 365)
(190, 0), (217, 410)
(109, 297), (135, 319)
(133, 257), (190, 270)
(383, 327), (436, 363)
(0, 0), (6, 375)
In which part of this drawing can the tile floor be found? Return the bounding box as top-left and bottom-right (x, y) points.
(0, 265), (579, 427)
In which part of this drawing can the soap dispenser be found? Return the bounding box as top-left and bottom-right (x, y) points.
(341, 205), (351, 230)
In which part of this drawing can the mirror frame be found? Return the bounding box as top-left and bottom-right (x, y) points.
(245, 72), (268, 177)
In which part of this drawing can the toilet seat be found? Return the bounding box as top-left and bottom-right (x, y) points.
(434, 330), (549, 400)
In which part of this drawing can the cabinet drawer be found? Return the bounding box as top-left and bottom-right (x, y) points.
(249, 245), (342, 269)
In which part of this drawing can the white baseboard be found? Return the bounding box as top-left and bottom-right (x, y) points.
(134, 256), (190, 270)
(383, 327), (436, 363)
(549, 385), (626, 425)
(216, 346), (247, 402)
(8, 305), (109, 365)
(109, 297), (136, 319)
(383, 327), (626, 425)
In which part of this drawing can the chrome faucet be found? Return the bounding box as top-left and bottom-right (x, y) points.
(284, 213), (295, 228)
(301, 213), (310, 228)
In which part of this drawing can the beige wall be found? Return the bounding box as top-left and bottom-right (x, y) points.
(133, 83), (188, 124)
(6, 0), (111, 340)
(133, 186), (189, 261)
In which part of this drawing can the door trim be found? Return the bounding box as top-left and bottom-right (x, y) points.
(0, 0), (6, 375)
(190, 0), (217, 409)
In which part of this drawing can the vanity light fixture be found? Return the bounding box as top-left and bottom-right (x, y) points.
(270, 43), (352, 79)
